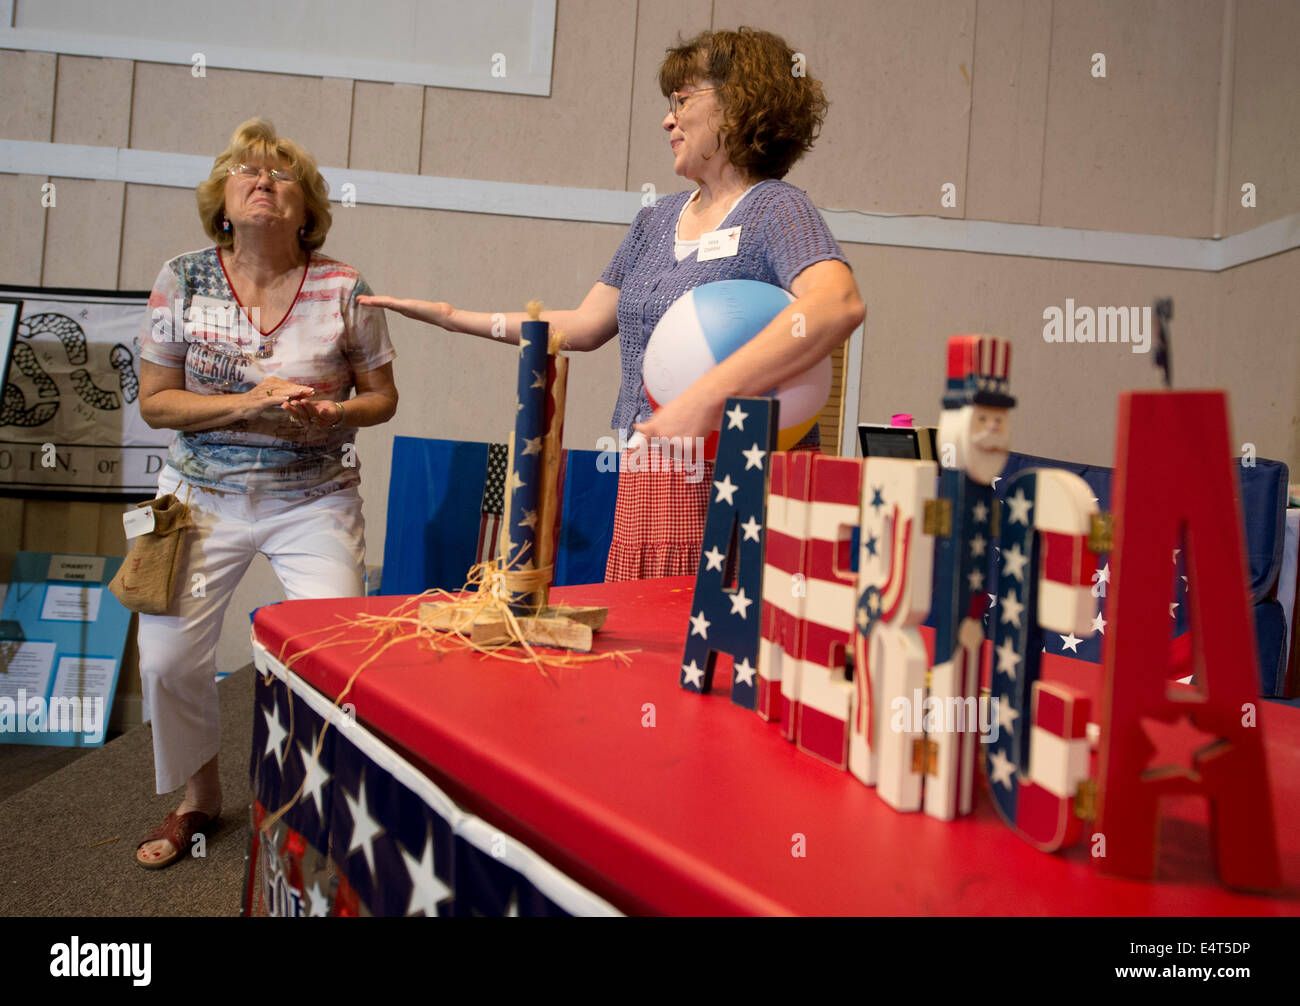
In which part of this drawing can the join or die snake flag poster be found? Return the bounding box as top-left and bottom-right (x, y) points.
(0, 286), (167, 498)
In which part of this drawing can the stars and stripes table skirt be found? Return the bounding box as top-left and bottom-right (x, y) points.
(244, 643), (620, 917)
(243, 582), (1300, 915)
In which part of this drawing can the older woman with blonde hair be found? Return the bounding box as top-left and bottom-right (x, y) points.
(363, 26), (862, 579)
(133, 117), (398, 868)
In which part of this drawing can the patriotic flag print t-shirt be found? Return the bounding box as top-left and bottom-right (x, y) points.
(138, 247), (396, 497)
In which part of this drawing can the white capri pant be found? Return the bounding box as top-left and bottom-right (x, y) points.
(137, 466), (365, 793)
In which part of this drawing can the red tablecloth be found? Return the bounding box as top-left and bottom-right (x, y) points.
(252, 577), (1300, 915)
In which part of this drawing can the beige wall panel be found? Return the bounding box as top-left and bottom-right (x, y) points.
(348, 82), (424, 174)
(130, 64), (353, 166)
(1226, 0), (1300, 235)
(0, 173), (49, 285)
(40, 179), (124, 288)
(1215, 248), (1300, 469)
(849, 242), (1292, 470)
(418, 0), (637, 189)
(324, 203), (626, 558)
(0, 498), (25, 581)
(714, 0), (976, 216)
(0, 50), (55, 141)
(624, 0), (714, 197)
(52, 55), (132, 147)
(119, 184), (210, 289)
(21, 500), (101, 553)
(95, 501), (130, 558)
(966, 0), (1052, 224)
(1039, 0), (1222, 237)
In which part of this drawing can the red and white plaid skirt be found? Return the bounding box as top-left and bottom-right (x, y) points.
(605, 452), (715, 582)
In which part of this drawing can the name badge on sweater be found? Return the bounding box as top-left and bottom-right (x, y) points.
(698, 226), (742, 261)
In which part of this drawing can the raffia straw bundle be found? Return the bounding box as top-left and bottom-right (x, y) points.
(258, 549), (634, 835)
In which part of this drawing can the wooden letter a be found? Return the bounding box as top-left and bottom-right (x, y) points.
(1096, 391), (1280, 890)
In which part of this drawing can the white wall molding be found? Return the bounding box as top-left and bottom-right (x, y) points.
(2, 140), (1297, 272)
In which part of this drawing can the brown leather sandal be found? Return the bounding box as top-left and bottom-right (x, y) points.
(135, 810), (219, 870)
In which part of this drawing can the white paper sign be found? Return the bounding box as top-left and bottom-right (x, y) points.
(46, 556), (107, 583)
(123, 506), (156, 539)
(41, 585), (103, 622)
(51, 656), (117, 701)
(0, 641), (57, 699)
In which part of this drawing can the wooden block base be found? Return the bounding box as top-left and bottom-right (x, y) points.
(419, 601), (608, 652)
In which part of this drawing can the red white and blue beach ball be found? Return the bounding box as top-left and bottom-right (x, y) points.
(642, 280), (832, 456)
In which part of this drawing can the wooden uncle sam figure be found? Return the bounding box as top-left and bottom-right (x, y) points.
(923, 335), (1015, 819)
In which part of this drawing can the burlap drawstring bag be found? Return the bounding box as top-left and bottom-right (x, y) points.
(108, 489), (195, 615)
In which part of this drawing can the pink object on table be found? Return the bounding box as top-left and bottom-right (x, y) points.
(890, 413), (913, 427)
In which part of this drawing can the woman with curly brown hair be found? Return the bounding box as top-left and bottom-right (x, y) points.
(363, 27), (861, 579)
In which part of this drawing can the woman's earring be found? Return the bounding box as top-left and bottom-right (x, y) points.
(221, 216), (232, 232)
(298, 226), (307, 239)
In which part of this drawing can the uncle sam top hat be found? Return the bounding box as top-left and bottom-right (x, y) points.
(942, 334), (1016, 410)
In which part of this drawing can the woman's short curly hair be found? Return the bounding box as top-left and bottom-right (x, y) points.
(195, 117), (332, 251)
(659, 26), (828, 181)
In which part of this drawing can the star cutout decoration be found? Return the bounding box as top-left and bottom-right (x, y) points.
(972, 500), (989, 524)
(1059, 632), (1083, 653)
(518, 336), (530, 351)
(740, 515), (762, 542)
(967, 569), (985, 592)
(991, 475), (1002, 489)
(682, 660), (704, 687)
(1091, 612), (1106, 634)
(997, 699), (1020, 734)
(725, 403), (748, 429)
(1170, 602), (1179, 618)
(989, 748), (1015, 789)
(703, 545), (725, 571)
(870, 486), (885, 511)
(518, 509), (538, 530)
(741, 443), (767, 470)
(734, 657), (756, 687)
(689, 611), (711, 639)
(305, 878), (331, 917)
(729, 588), (753, 619)
(506, 469), (526, 494)
(296, 735), (331, 819)
(521, 436), (542, 456)
(970, 533), (987, 558)
(263, 704), (289, 765)
(343, 776), (385, 878)
(713, 475), (738, 505)
(400, 826), (452, 917)
(1005, 488), (1033, 526)
(1002, 543), (1029, 582)
(530, 369), (546, 390)
(864, 533), (878, 558)
(995, 637), (1021, 679)
(1139, 714), (1223, 782)
(1000, 588), (1025, 628)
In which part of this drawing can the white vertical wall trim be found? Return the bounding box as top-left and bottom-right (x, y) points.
(1, 140), (1297, 271)
(529, 0), (557, 78)
(839, 322), (864, 456)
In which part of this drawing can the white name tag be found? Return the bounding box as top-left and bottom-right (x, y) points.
(123, 506), (156, 539)
(698, 225), (743, 261)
